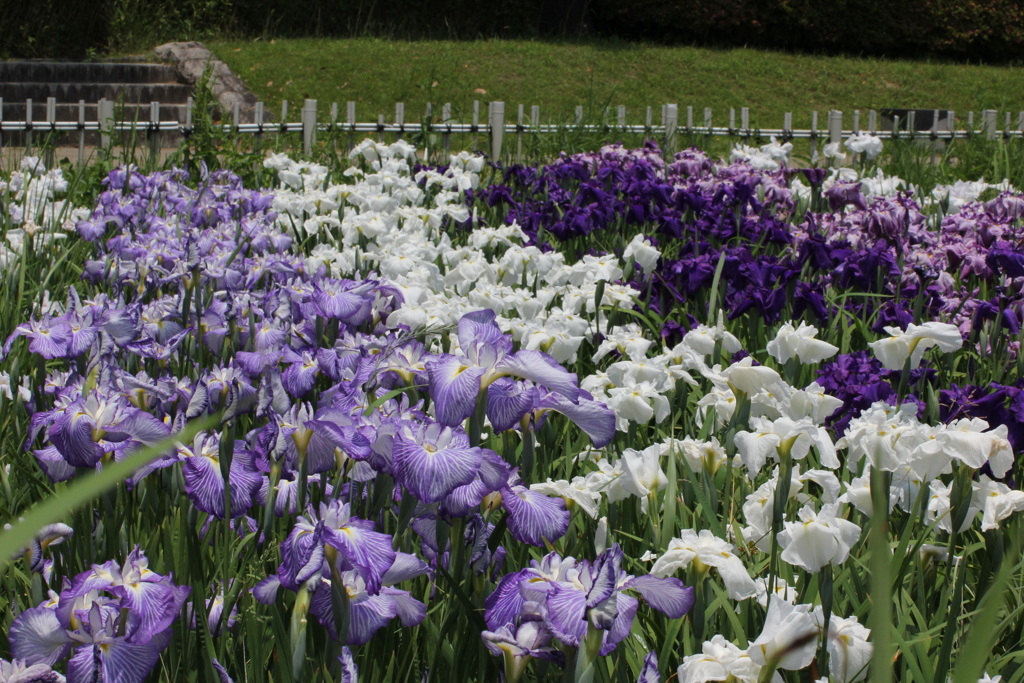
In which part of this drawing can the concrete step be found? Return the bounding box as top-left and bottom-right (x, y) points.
(0, 82), (193, 105)
(0, 61), (180, 84)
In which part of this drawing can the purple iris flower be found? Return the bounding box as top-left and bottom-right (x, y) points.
(311, 278), (375, 326)
(338, 648), (358, 683)
(7, 523), (73, 577)
(486, 379), (616, 447)
(481, 620), (563, 683)
(178, 432), (264, 518)
(272, 500), (396, 594)
(64, 604), (172, 683)
(47, 391), (168, 471)
(3, 319), (73, 360)
(485, 545), (693, 656)
(256, 542), (427, 647)
(392, 421), (491, 504)
(187, 582), (238, 636)
(54, 547), (190, 645)
(307, 560), (428, 645)
(500, 479), (570, 547)
(637, 651), (660, 683)
(0, 657), (66, 683)
(9, 547), (185, 683)
(426, 309), (579, 427)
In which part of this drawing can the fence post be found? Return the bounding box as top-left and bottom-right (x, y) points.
(908, 111), (916, 140)
(784, 112), (792, 139)
(279, 100), (288, 149)
(395, 102), (405, 142)
(347, 101), (356, 151)
(664, 103), (678, 153)
(729, 108), (735, 134)
(98, 98), (114, 157)
(853, 110), (860, 134)
(869, 110), (877, 134)
(575, 105), (583, 129)
(828, 110), (842, 146)
(618, 105), (626, 130)
(517, 104), (525, 162)
(377, 114), (385, 143)
(984, 110), (998, 139)
(740, 107), (749, 137)
(704, 108), (712, 135)
(810, 111), (818, 160)
(302, 99), (317, 156)
(472, 100), (480, 152)
(25, 98), (33, 153)
(442, 103), (452, 157)
(44, 97), (56, 168)
(253, 101), (264, 152)
(423, 102), (432, 161)
(489, 101), (505, 162)
(686, 106), (693, 133)
(149, 101), (161, 167)
(645, 107), (652, 133)
(77, 100), (86, 166)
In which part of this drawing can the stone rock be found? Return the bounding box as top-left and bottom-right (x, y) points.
(155, 41), (270, 123)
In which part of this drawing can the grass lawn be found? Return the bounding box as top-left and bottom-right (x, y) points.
(207, 37), (1024, 130)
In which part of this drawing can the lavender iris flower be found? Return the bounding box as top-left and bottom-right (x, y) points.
(0, 658), (66, 683)
(485, 545), (693, 657)
(486, 378), (616, 447)
(481, 621), (563, 683)
(272, 500), (396, 594)
(426, 309), (580, 427)
(9, 547), (184, 683)
(178, 432), (264, 519)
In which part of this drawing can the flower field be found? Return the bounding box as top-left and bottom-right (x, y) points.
(1, 134), (1024, 683)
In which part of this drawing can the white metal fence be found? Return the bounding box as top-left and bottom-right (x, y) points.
(1, 95), (1022, 164)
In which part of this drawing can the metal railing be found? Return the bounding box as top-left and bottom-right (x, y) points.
(1, 95), (1021, 165)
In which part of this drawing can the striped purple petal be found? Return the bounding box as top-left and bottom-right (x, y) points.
(324, 523), (396, 595)
(277, 524), (326, 592)
(621, 574), (695, 619)
(381, 587), (427, 627)
(537, 390), (616, 448)
(494, 350), (579, 403)
(49, 410), (103, 468)
(426, 355), (486, 427)
(339, 648), (358, 683)
(68, 630), (171, 683)
(485, 378), (536, 433)
(346, 594), (399, 645)
(252, 575), (281, 605)
(393, 432), (482, 504)
(598, 593), (639, 656)
(501, 485), (569, 546)
(637, 650), (660, 683)
(109, 581), (177, 645)
(545, 583), (588, 647)
(9, 606), (73, 667)
(484, 571), (528, 631)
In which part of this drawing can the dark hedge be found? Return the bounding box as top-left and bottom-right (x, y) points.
(2, 0), (1022, 63)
